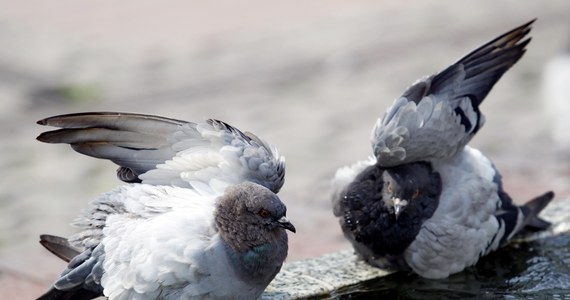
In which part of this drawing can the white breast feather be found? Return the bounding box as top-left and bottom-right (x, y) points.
(98, 185), (239, 299)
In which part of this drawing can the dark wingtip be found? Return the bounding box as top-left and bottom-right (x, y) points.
(36, 129), (68, 144)
(36, 115), (64, 142)
(36, 132), (51, 143)
(428, 19), (536, 111)
(503, 18), (536, 40)
(517, 18), (536, 31)
(524, 18), (537, 27)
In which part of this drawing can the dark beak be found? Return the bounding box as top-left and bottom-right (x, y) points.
(277, 216), (296, 233)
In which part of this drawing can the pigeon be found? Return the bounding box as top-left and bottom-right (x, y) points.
(35, 112), (295, 300)
(332, 20), (555, 279)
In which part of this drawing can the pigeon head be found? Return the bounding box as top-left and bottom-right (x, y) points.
(215, 182), (294, 286)
(215, 182), (295, 252)
(381, 164), (430, 220)
(382, 169), (414, 219)
(237, 183), (295, 235)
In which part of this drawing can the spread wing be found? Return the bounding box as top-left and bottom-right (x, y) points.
(37, 112), (285, 194)
(371, 20), (533, 167)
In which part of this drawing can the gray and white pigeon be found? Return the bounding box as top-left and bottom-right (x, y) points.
(332, 20), (554, 279)
(35, 112), (295, 300)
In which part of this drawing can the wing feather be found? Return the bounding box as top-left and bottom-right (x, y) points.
(372, 20), (533, 166)
(37, 112), (285, 193)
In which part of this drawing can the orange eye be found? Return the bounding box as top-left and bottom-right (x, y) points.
(259, 209), (270, 218)
(412, 188), (420, 199)
(387, 183), (393, 193)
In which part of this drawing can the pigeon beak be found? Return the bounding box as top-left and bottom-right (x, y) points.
(392, 198), (408, 220)
(277, 216), (296, 233)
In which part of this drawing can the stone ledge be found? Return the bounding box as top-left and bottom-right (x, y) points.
(262, 197), (570, 299)
(261, 250), (391, 300)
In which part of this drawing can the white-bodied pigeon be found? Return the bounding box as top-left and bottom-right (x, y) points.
(36, 113), (295, 299)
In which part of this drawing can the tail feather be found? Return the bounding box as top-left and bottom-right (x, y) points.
(37, 287), (100, 300)
(40, 234), (81, 263)
(37, 235), (102, 300)
(522, 191), (554, 231)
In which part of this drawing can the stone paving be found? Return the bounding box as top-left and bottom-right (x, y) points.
(1, 1), (569, 298)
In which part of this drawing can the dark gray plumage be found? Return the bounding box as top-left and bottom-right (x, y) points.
(332, 20), (554, 279)
(36, 113), (294, 299)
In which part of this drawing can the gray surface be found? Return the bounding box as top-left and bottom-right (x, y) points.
(1, 1), (569, 298)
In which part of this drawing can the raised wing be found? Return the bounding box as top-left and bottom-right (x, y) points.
(372, 20), (533, 166)
(37, 112), (285, 194)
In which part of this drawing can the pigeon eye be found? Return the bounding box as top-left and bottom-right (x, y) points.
(412, 188), (420, 199)
(258, 209), (270, 218)
(387, 183), (393, 193)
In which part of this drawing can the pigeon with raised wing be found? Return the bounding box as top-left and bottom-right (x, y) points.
(332, 20), (554, 279)
(36, 113), (295, 299)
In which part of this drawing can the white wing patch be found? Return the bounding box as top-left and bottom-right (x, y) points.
(141, 150), (228, 195)
(140, 120), (285, 195)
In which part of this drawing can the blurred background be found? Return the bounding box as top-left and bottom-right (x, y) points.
(1, 0), (570, 298)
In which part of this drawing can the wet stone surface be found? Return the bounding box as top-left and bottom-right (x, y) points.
(336, 234), (570, 299)
(262, 197), (570, 299)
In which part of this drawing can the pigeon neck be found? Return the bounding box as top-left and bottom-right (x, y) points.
(222, 237), (287, 285)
